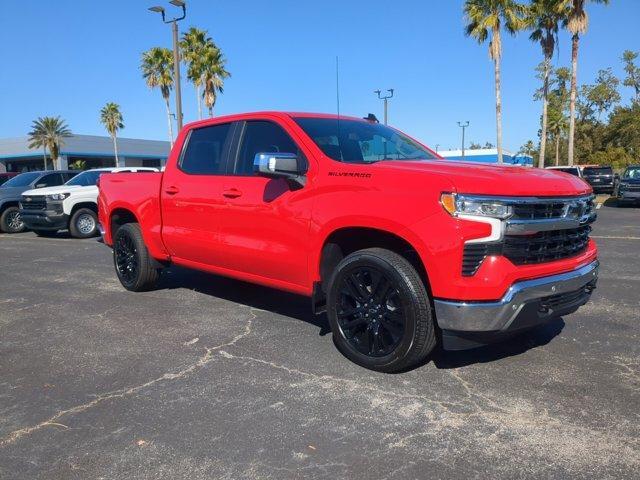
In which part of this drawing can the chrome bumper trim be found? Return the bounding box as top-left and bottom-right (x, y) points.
(434, 260), (599, 332)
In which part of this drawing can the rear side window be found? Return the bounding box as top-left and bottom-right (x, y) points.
(583, 167), (613, 176)
(234, 121), (303, 175)
(37, 173), (64, 187)
(180, 123), (232, 174)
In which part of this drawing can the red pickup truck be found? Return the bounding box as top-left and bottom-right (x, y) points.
(98, 112), (598, 372)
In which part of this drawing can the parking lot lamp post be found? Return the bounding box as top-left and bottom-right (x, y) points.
(457, 121), (469, 159)
(374, 89), (394, 125)
(149, 1), (186, 131)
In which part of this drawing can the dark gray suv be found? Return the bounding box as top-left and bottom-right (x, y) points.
(614, 165), (640, 206)
(0, 170), (78, 233)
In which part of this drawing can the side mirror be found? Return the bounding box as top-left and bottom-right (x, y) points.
(253, 152), (306, 188)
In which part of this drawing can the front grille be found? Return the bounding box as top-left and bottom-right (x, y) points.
(623, 184), (640, 192)
(20, 196), (46, 210)
(511, 196), (595, 221)
(460, 196), (595, 276)
(503, 225), (591, 265)
(512, 201), (567, 220)
(462, 244), (488, 276)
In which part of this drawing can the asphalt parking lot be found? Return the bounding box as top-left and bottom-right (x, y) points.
(1, 203), (639, 479)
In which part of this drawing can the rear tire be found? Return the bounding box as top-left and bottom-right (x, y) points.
(0, 207), (25, 233)
(113, 223), (160, 292)
(69, 208), (98, 238)
(33, 229), (58, 237)
(326, 248), (436, 373)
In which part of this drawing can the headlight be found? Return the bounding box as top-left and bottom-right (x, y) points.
(618, 182), (628, 191)
(46, 193), (70, 201)
(440, 193), (513, 220)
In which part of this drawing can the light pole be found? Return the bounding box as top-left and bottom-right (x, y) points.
(374, 89), (394, 125)
(149, 0), (186, 132)
(457, 121), (469, 159)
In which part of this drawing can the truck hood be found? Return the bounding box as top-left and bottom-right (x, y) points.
(21, 185), (86, 196)
(375, 159), (592, 197)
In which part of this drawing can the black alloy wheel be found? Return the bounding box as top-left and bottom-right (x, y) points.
(336, 266), (405, 357)
(112, 223), (160, 291)
(115, 230), (139, 285)
(327, 248), (436, 373)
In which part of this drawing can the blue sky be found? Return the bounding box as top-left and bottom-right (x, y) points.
(0, 0), (638, 152)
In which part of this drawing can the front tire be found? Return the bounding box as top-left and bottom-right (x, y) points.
(327, 248), (436, 373)
(69, 208), (98, 238)
(113, 223), (160, 291)
(0, 207), (25, 233)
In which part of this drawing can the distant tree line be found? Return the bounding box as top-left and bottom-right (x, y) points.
(462, 0), (639, 168)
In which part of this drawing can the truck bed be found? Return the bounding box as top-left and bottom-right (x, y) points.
(98, 172), (167, 259)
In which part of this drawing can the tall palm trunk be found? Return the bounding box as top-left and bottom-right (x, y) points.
(538, 57), (551, 169)
(196, 84), (202, 120)
(42, 146), (48, 171)
(164, 96), (174, 148)
(555, 135), (560, 166)
(567, 34), (579, 166)
(112, 134), (119, 167)
(494, 56), (503, 164)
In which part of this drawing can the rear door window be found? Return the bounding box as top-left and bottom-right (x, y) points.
(180, 123), (233, 175)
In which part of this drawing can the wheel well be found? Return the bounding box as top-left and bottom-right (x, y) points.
(70, 202), (98, 217)
(0, 201), (19, 213)
(110, 209), (138, 237)
(319, 227), (429, 292)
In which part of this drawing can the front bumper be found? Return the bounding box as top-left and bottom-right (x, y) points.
(434, 260), (599, 347)
(20, 210), (69, 230)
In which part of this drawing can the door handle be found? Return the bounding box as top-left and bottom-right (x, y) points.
(223, 188), (242, 198)
(165, 186), (179, 195)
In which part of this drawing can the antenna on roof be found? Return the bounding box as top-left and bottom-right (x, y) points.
(335, 56), (340, 118)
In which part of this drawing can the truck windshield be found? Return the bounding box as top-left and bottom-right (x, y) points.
(65, 171), (102, 186)
(623, 167), (640, 179)
(294, 118), (436, 163)
(1, 172), (40, 188)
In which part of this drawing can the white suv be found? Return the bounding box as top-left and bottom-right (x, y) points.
(545, 166), (584, 178)
(19, 167), (157, 238)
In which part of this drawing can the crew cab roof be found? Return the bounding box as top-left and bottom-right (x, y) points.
(182, 111), (370, 130)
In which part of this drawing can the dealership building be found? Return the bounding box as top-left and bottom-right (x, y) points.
(439, 148), (533, 166)
(0, 135), (170, 173)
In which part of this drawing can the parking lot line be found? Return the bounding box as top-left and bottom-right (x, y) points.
(591, 235), (640, 240)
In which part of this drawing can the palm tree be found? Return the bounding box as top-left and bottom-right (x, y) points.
(561, 0), (610, 165)
(548, 112), (568, 165)
(141, 47), (174, 147)
(27, 116), (71, 170)
(528, 0), (567, 168)
(27, 119), (50, 170)
(464, 0), (527, 164)
(201, 45), (230, 117)
(100, 102), (124, 167)
(180, 27), (212, 120)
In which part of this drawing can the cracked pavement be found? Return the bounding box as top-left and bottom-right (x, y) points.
(1, 204), (639, 479)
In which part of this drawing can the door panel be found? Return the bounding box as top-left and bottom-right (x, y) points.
(218, 120), (312, 287)
(161, 122), (235, 265)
